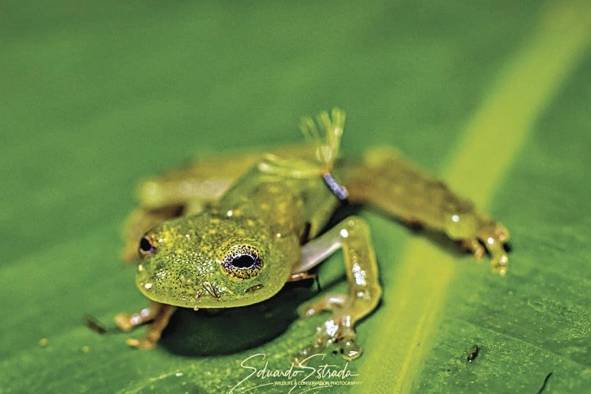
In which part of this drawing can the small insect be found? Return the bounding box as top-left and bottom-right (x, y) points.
(115, 108), (510, 360)
(536, 372), (553, 394)
(466, 344), (480, 363)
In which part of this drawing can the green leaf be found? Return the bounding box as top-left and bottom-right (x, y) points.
(1, 1), (590, 393)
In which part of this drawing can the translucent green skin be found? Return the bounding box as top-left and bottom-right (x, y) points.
(122, 109), (508, 354)
(134, 146), (509, 310)
(136, 166), (337, 309)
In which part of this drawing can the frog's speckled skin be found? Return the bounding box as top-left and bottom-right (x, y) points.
(115, 109), (509, 359)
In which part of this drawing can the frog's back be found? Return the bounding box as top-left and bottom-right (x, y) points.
(192, 107), (350, 242)
(216, 158), (338, 242)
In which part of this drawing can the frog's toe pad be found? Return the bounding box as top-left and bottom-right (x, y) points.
(115, 313), (134, 332)
(476, 222), (510, 275)
(328, 337), (362, 361)
(492, 254), (509, 276)
(126, 338), (155, 349)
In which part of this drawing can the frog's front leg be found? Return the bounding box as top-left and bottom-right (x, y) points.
(115, 301), (177, 349)
(293, 216), (382, 362)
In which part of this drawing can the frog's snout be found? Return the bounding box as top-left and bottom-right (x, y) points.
(135, 261), (156, 295)
(135, 258), (173, 298)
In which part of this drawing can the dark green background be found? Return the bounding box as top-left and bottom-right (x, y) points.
(1, 1), (589, 393)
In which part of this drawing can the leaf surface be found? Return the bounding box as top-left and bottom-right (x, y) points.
(1, 1), (590, 393)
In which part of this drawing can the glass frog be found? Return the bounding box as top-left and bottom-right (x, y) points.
(115, 109), (509, 361)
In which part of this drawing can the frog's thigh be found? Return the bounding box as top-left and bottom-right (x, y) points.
(295, 216), (382, 361)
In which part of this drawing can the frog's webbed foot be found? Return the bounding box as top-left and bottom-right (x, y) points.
(462, 221), (510, 275)
(296, 294), (362, 362)
(115, 302), (176, 350)
(114, 313), (137, 332)
(115, 301), (159, 332)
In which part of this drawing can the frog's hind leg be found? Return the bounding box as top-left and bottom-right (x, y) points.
(293, 216), (381, 362)
(344, 147), (510, 274)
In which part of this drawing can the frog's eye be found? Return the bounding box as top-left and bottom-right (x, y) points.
(138, 235), (156, 257)
(222, 245), (262, 279)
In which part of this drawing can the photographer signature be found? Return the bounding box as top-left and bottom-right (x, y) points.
(229, 352), (360, 393)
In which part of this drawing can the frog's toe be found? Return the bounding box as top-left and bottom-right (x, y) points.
(115, 313), (134, 332)
(126, 337), (156, 349)
(294, 315), (362, 363)
(476, 222), (510, 275)
(461, 238), (486, 260)
(335, 337), (362, 361)
(491, 252), (509, 276)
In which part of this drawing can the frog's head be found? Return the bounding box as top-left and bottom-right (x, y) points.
(134, 212), (299, 308)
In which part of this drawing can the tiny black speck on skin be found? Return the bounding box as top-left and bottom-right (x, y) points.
(466, 344), (480, 363)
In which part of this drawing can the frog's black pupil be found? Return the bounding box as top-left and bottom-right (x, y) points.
(231, 254), (256, 268)
(139, 237), (153, 253)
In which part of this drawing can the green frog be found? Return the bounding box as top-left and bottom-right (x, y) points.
(115, 109), (509, 361)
